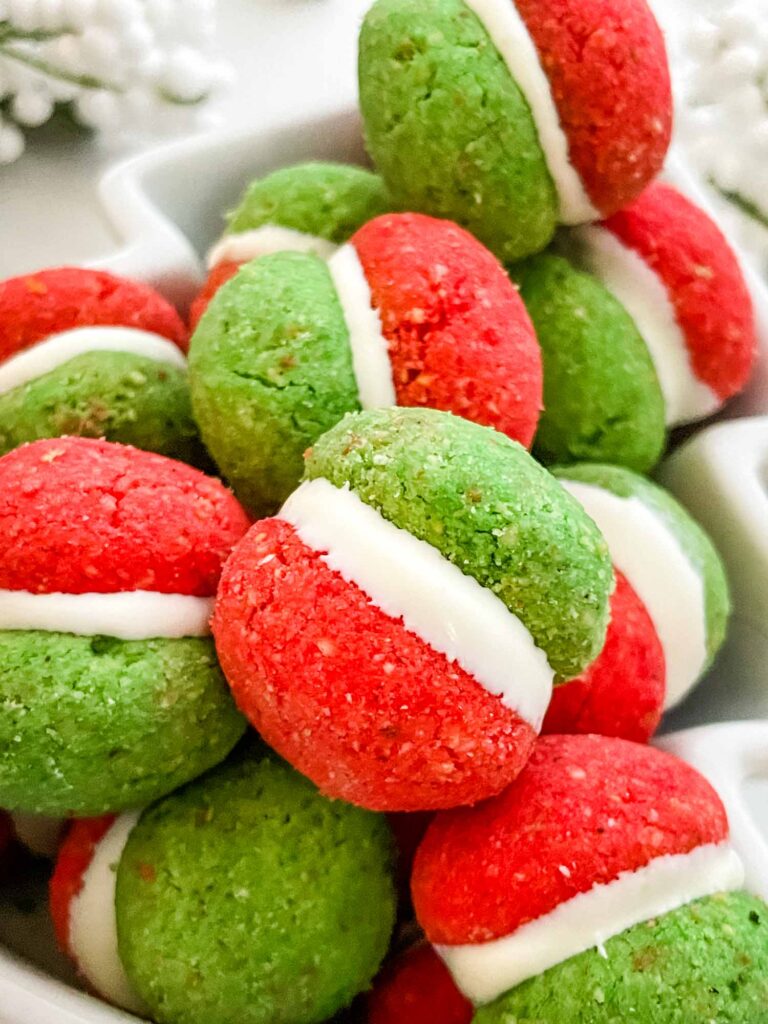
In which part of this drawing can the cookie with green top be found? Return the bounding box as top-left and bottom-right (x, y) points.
(50, 744), (397, 1024)
(191, 162), (391, 328)
(213, 407), (612, 811)
(514, 253), (666, 473)
(190, 212), (543, 516)
(358, 0), (672, 261)
(554, 462), (730, 710)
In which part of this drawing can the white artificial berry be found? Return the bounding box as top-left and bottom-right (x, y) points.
(718, 5), (760, 46)
(159, 44), (211, 101)
(95, 0), (140, 26)
(722, 83), (765, 123)
(78, 25), (123, 77)
(714, 45), (762, 85)
(75, 87), (121, 130)
(11, 86), (54, 125)
(118, 19), (153, 60)
(62, 0), (97, 30)
(0, 119), (25, 164)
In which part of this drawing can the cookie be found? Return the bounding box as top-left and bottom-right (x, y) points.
(412, 734), (764, 1022)
(0, 267), (203, 462)
(50, 744), (397, 1024)
(554, 463), (730, 709)
(213, 408), (612, 811)
(514, 253), (666, 472)
(0, 436), (249, 815)
(191, 162), (391, 328)
(542, 570), (665, 742)
(190, 213), (542, 514)
(563, 182), (757, 426)
(359, 0), (672, 260)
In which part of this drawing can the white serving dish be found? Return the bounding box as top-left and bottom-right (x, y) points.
(2, 107), (768, 1024)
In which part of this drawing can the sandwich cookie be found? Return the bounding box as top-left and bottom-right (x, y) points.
(514, 253), (666, 473)
(413, 734), (767, 1022)
(554, 463), (730, 710)
(213, 408), (612, 811)
(367, 943), (473, 1024)
(0, 267), (203, 463)
(190, 213), (542, 515)
(0, 436), (249, 816)
(190, 161), (391, 328)
(565, 182), (757, 427)
(359, 0), (672, 260)
(50, 744), (397, 1024)
(542, 569), (666, 743)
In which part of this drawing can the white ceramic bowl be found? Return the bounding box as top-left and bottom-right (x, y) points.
(2, 108), (768, 1024)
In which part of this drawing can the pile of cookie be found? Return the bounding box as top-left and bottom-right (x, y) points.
(1, 0), (766, 1022)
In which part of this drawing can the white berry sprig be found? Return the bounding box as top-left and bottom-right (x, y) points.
(0, 0), (232, 164)
(673, 1), (768, 270)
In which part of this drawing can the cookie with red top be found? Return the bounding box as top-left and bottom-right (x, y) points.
(412, 734), (768, 1022)
(190, 212), (542, 514)
(359, 0), (672, 260)
(0, 266), (203, 461)
(0, 436), (249, 816)
(542, 570), (666, 743)
(562, 182), (758, 428)
(367, 943), (472, 1024)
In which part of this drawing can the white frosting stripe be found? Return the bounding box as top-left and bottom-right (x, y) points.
(462, 0), (598, 224)
(0, 326), (187, 398)
(207, 225), (337, 269)
(438, 842), (744, 1005)
(327, 245), (397, 409)
(571, 225), (719, 426)
(68, 813), (146, 1015)
(278, 479), (553, 728)
(0, 589), (214, 640)
(559, 480), (708, 709)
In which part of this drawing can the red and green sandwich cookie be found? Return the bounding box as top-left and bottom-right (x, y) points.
(190, 212), (542, 515)
(542, 568), (665, 744)
(191, 161), (391, 329)
(367, 943), (473, 1024)
(413, 734), (766, 1022)
(0, 267), (204, 463)
(50, 743), (396, 1024)
(213, 407), (612, 812)
(518, 183), (758, 470)
(0, 436), (249, 817)
(359, 0), (672, 261)
(554, 463), (730, 714)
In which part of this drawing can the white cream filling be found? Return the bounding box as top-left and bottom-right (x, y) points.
(570, 225), (720, 426)
(0, 589), (214, 640)
(68, 812), (146, 1015)
(438, 842), (744, 1006)
(462, 0), (598, 224)
(327, 244), (397, 410)
(9, 812), (63, 859)
(206, 225), (337, 269)
(559, 480), (708, 709)
(0, 326), (187, 397)
(278, 478), (553, 728)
